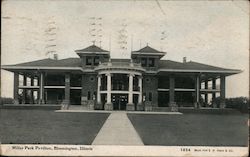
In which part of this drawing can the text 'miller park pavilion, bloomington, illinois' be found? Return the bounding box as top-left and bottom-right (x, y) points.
(2, 44), (241, 111)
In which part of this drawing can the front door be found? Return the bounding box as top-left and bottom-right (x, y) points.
(112, 94), (128, 110)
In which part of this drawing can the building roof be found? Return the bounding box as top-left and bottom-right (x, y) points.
(2, 57), (241, 75)
(133, 46), (162, 53)
(11, 58), (82, 67)
(75, 44), (109, 53)
(131, 45), (166, 58)
(158, 60), (241, 74)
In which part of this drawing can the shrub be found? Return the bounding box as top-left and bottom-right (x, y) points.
(0, 97), (14, 105)
(213, 97), (249, 113)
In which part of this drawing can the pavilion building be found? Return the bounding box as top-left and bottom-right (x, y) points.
(2, 44), (241, 111)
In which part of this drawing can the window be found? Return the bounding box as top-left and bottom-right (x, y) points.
(148, 58), (155, 67)
(87, 91), (91, 100)
(141, 58), (147, 67)
(86, 56), (92, 65)
(149, 92), (153, 101)
(94, 56), (100, 66)
(89, 76), (95, 82)
(146, 78), (151, 83)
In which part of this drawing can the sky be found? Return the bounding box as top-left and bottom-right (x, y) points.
(1, 0), (249, 98)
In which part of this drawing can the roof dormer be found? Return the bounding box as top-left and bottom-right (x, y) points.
(75, 44), (110, 67)
(75, 44), (110, 58)
(131, 45), (166, 59)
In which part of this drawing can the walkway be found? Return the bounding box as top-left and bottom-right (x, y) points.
(92, 112), (144, 145)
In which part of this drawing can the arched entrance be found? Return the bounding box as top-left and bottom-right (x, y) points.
(95, 61), (145, 110)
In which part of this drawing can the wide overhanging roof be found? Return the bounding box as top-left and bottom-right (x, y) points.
(157, 60), (242, 75)
(1, 58), (84, 73)
(2, 58), (242, 76)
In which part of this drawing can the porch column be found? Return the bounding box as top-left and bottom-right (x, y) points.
(169, 75), (177, 111)
(169, 76), (175, 104)
(195, 75), (200, 108)
(13, 72), (19, 105)
(128, 74), (133, 104)
(212, 78), (216, 108)
(22, 75), (27, 104)
(107, 73), (111, 104)
(39, 72), (45, 104)
(64, 73), (71, 106)
(104, 73), (113, 110)
(204, 80), (208, 106)
(97, 75), (101, 104)
(137, 75), (143, 111)
(220, 75), (226, 108)
(30, 77), (34, 104)
(138, 76), (142, 104)
(127, 73), (135, 110)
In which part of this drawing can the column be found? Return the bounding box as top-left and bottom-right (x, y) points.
(204, 80), (208, 106)
(64, 73), (70, 104)
(220, 75), (226, 108)
(169, 75), (177, 111)
(81, 74), (85, 105)
(137, 76), (143, 111)
(128, 74), (133, 104)
(138, 76), (142, 104)
(30, 77), (34, 104)
(126, 73), (135, 111)
(195, 75), (200, 108)
(212, 78), (217, 108)
(13, 72), (19, 105)
(97, 75), (101, 104)
(169, 76), (175, 104)
(39, 72), (45, 104)
(107, 73), (111, 104)
(22, 75), (27, 104)
(104, 73), (113, 110)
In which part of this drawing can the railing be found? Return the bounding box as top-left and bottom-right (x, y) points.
(95, 61), (145, 71)
(112, 84), (129, 91)
(100, 84), (140, 92)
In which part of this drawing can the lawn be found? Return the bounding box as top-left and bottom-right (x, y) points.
(0, 109), (109, 144)
(128, 112), (249, 146)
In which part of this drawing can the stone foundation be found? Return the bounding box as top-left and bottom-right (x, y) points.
(144, 101), (152, 111)
(104, 102), (113, 110)
(61, 99), (70, 110)
(88, 100), (95, 110)
(169, 102), (178, 112)
(136, 103), (144, 111)
(126, 103), (135, 111)
(95, 102), (103, 110)
(81, 100), (95, 110)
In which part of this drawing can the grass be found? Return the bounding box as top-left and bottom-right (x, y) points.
(128, 112), (249, 146)
(0, 109), (109, 144)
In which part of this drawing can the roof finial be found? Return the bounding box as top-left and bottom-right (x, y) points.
(146, 43), (149, 46)
(92, 40), (96, 45)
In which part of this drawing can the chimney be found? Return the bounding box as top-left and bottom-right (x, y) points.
(183, 57), (187, 63)
(53, 54), (58, 60)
